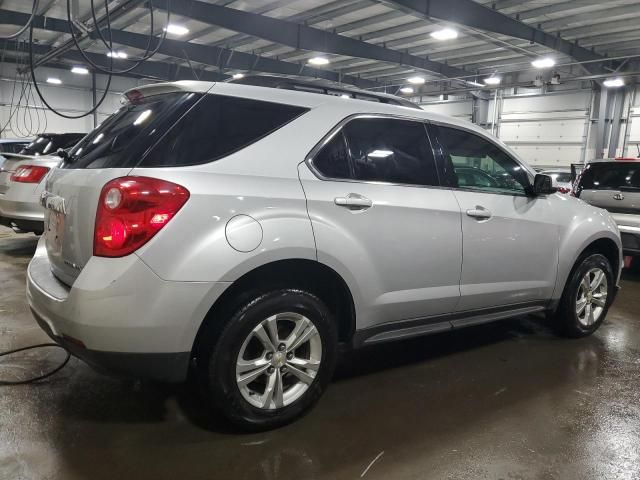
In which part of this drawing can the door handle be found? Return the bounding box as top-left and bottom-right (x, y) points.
(334, 194), (372, 210)
(466, 207), (492, 219)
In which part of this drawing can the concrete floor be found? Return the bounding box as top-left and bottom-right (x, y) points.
(1, 228), (640, 480)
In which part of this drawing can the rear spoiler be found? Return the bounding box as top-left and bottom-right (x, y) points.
(122, 81), (216, 104)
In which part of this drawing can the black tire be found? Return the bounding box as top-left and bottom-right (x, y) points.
(198, 289), (337, 431)
(554, 253), (614, 338)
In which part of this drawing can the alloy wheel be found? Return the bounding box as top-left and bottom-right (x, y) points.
(575, 267), (608, 326)
(235, 312), (322, 410)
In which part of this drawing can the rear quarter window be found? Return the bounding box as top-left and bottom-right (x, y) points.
(579, 164), (640, 190)
(140, 94), (308, 167)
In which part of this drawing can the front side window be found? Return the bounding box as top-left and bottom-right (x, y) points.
(342, 117), (438, 186)
(434, 125), (529, 195)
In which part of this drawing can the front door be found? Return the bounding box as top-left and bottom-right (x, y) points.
(430, 123), (559, 312)
(299, 116), (463, 329)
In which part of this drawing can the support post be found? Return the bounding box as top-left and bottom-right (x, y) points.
(607, 89), (626, 158)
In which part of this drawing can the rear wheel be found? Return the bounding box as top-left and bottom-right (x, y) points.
(554, 253), (614, 337)
(199, 289), (337, 431)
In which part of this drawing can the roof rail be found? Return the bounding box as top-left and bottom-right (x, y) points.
(229, 75), (420, 109)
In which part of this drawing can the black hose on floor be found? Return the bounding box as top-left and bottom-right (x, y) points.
(0, 343), (70, 385)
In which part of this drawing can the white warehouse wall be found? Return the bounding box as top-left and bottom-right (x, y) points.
(625, 85), (640, 158)
(0, 63), (145, 139)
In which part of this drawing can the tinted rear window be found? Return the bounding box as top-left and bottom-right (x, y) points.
(64, 92), (199, 169)
(20, 134), (84, 156)
(140, 94), (308, 167)
(0, 142), (28, 154)
(579, 163), (640, 190)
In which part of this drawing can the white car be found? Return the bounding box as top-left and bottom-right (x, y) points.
(0, 133), (84, 233)
(542, 169), (573, 193)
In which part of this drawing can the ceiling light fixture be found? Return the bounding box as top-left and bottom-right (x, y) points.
(407, 76), (425, 85)
(71, 66), (89, 75)
(430, 28), (458, 41)
(483, 76), (501, 85)
(46, 77), (62, 84)
(232, 73), (245, 79)
(164, 24), (189, 36)
(308, 56), (330, 65)
(531, 57), (555, 69)
(399, 86), (414, 94)
(107, 51), (128, 59)
(603, 77), (624, 88)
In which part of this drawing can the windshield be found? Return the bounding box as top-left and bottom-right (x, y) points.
(579, 163), (640, 190)
(20, 134), (83, 156)
(64, 92), (201, 169)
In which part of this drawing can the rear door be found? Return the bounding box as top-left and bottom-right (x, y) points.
(429, 123), (559, 312)
(299, 115), (462, 329)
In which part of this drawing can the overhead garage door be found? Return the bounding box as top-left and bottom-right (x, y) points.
(499, 91), (591, 168)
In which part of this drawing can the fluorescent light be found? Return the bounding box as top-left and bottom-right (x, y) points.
(484, 76), (501, 85)
(308, 56), (329, 66)
(531, 57), (555, 68)
(164, 24), (189, 36)
(340, 94), (350, 99)
(399, 86), (414, 94)
(368, 149), (394, 158)
(71, 66), (89, 75)
(46, 77), (62, 84)
(407, 76), (425, 85)
(107, 51), (128, 59)
(603, 77), (624, 88)
(466, 80), (484, 87)
(430, 28), (458, 40)
(232, 73), (245, 79)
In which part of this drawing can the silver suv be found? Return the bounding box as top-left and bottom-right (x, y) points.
(574, 160), (640, 258)
(27, 80), (622, 430)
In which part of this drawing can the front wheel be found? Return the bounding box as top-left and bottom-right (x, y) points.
(199, 289), (337, 431)
(554, 253), (614, 337)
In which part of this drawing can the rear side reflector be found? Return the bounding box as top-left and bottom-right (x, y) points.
(10, 165), (50, 183)
(94, 176), (189, 257)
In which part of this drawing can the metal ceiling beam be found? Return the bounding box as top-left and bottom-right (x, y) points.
(0, 9), (380, 89)
(152, 0), (469, 79)
(1, 39), (226, 83)
(377, 0), (610, 74)
(32, 0), (146, 69)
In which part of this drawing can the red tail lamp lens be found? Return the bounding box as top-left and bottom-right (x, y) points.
(10, 165), (50, 183)
(94, 176), (189, 257)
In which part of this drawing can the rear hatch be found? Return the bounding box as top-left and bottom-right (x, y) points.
(0, 154), (61, 194)
(577, 162), (640, 228)
(43, 89), (205, 285)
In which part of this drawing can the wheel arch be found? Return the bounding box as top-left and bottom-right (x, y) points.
(192, 258), (357, 360)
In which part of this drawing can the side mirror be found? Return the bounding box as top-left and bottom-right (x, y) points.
(531, 173), (557, 195)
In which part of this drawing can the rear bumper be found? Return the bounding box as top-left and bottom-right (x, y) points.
(0, 181), (45, 232)
(26, 238), (229, 382)
(32, 308), (191, 382)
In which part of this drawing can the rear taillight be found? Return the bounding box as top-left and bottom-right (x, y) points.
(10, 165), (50, 183)
(557, 186), (571, 194)
(94, 176), (189, 257)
